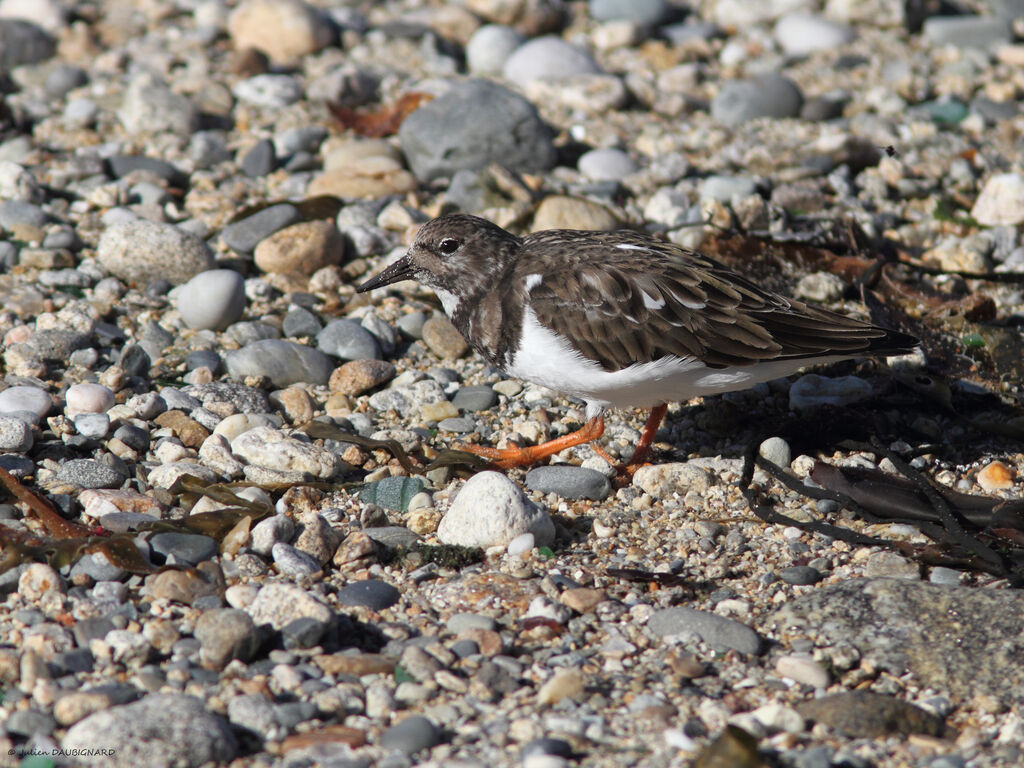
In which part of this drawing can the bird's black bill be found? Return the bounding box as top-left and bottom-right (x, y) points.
(356, 255), (415, 293)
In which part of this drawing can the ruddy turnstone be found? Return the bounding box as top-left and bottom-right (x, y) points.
(357, 214), (918, 470)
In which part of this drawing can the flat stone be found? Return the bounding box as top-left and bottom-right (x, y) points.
(711, 74), (803, 127)
(421, 315), (469, 359)
(53, 459), (126, 489)
(253, 220), (344, 276)
(220, 204), (301, 254)
(525, 466), (611, 500)
(337, 578), (401, 610)
(226, 339), (335, 387)
(149, 533), (219, 566)
(329, 359), (395, 396)
(798, 692), (944, 738)
(648, 606), (763, 655)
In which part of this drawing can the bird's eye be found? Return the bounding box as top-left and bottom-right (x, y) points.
(437, 237), (461, 255)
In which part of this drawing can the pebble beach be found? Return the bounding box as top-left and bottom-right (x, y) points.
(1, 1), (1024, 767)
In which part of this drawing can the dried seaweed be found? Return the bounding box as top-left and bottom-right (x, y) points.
(226, 195), (344, 225)
(741, 436), (1024, 580)
(327, 92), (433, 137)
(299, 420), (491, 474)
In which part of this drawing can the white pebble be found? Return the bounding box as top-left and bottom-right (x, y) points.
(507, 532), (535, 556)
(65, 382), (114, 419)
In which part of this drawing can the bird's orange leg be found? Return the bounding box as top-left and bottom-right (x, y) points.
(457, 416), (606, 470)
(624, 404), (669, 474)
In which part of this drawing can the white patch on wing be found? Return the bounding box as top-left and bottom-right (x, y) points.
(507, 307), (850, 418)
(432, 287), (461, 317)
(616, 243), (648, 252)
(523, 273), (543, 292)
(640, 290), (665, 310)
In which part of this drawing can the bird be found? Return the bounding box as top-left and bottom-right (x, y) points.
(357, 214), (918, 471)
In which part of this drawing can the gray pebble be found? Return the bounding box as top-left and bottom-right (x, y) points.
(711, 74), (804, 127)
(74, 413), (110, 440)
(316, 318), (382, 361)
(363, 526), (421, 549)
(758, 437), (792, 468)
(338, 579), (401, 610)
(177, 269), (246, 331)
(183, 381), (270, 414)
(232, 74), (304, 107)
(228, 694), (280, 741)
(0, 20), (56, 69)
(525, 466), (611, 501)
(184, 350), (222, 374)
(438, 417), (476, 433)
(590, 0), (669, 26)
(0, 415), (33, 451)
(700, 174), (758, 202)
(0, 386), (51, 419)
(190, 131), (233, 169)
(119, 74), (199, 135)
(452, 385), (498, 412)
(226, 339), (335, 387)
(194, 608), (259, 669)
(108, 155), (187, 187)
(447, 613), (497, 633)
(272, 542), (322, 579)
(6, 708), (56, 738)
(225, 320), (280, 346)
(379, 715), (441, 754)
(779, 566), (822, 586)
(69, 551), (128, 582)
(44, 63), (88, 98)
(648, 606), (763, 655)
(220, 204), (301, 255)
(399, 79), (555, 182)
(150, 533), (219, 566)
(281, 617), (328, 650)
(521, 736), (573, 759)
(396, 311), (427, 339)
(282, 307), (323, 337)
(466, 24), (525, 75)
(0, 200), (48, 229)
(577, 148), (638, 181)
(240, 139), (276, 178)
(922, 15), (1012, 49)
(502, 36), (601, 87)
(273, 126), (327, 157)
(54, 458), (126, 489)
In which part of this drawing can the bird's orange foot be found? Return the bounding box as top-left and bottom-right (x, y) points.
(455, 416), (607, 471)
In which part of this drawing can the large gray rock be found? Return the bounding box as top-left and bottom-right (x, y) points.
(61, 693), (237, 768)
(97, 219), (214, 286)
(766, 578), (1024, 706)
(226, 338), (335, 387)
(399, 79), (556, 181)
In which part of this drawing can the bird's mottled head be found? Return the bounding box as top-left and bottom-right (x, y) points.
(356, 214), (521, 296)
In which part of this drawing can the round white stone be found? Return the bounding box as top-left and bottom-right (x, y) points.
(65, 382), (115, 419)
(0, 385), (52, 419)
(971, 173), (1024, 226)
(438, 471), (554, 548)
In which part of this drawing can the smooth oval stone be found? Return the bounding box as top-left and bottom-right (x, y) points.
(177, 269), (246, 331)
(525, 466), (611, 501)
(226, 339), (335, 387)
(316, 319), (382, 361)
(150, 533), (219, 565)
(379, 715), (440, 754)
(711, 74), (803, 126)
(337, 579), (400, 610)
(0, 385), (52, 419)
(0, 415), (33, 452)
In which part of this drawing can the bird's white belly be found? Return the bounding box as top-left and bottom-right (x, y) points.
(506, 308), (844, 418)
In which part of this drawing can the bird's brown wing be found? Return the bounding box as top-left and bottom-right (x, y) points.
(522, 230), (914, 372)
